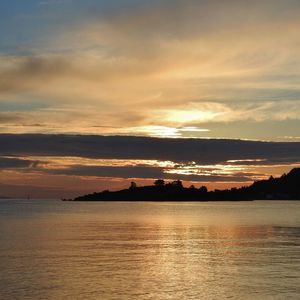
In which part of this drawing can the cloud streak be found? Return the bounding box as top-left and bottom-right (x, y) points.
(1, 1), (300, 196)
(0, 134), (299, 197)
(1, 134), (299, 165)
(0, 0), (300, 138)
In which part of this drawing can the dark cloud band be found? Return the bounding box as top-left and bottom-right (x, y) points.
(1, 134), (299, 165)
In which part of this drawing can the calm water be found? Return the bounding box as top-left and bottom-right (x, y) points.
(0, 200), (299, 300)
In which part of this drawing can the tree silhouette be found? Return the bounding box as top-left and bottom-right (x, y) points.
(72, 168), (300, 201)
(154, 179), (165, 186)
(129, 181), (137, 189)
(199, 186), (208, 193)
(171, 180), (183, 188)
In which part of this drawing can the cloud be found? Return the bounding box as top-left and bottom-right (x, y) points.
(1, 134), (299, 165)
(39, 0), (72, 5)
(0, 0), (300, 139)
(2, 1), (300, 197)
(45, 165), (251, 182)
(48, 165), (164, 179)
(0, 134), (299, 197)
(0, 156), (39, 169)
(0, 56), (75, 94)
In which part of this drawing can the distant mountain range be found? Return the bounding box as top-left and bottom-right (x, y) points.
(69, 168), (300, 201)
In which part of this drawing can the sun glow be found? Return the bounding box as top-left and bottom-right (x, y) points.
(165, 109), (223, 124)
(125, 125), (209, 138)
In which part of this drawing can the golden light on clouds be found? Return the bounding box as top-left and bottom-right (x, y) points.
(165, 109), (223, 124)
(0, 0), (300, 139)
(0, 1), (300, 197)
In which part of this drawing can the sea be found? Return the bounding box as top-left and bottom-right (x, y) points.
(0, 200), (299, 300)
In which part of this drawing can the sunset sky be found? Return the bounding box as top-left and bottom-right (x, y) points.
(1, 0), (300, 198)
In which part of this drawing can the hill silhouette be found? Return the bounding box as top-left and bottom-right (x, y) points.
(69, 168), (300, 201)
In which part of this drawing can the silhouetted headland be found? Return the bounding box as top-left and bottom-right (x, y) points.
(67, 168), (300, 201)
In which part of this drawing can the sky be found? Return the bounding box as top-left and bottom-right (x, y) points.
(0, 0), (300, 198)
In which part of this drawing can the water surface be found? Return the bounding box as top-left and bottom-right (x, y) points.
(0, 200), (299, 299)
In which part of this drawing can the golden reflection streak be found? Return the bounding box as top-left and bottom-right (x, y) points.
(119, 222), (276, 298)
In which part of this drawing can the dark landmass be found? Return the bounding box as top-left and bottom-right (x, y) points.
(0, 195), (11, 199)
(68, 168), (300, 201)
